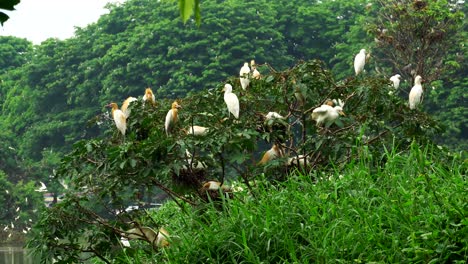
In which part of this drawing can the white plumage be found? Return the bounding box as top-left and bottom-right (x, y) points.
(223, 84), (239, 119)
(126, 227), (170, 248)
(165, 101), (181, 136)
(258, 144), (283, 165)
(108, 103), (127, 135)
(354, 49), (366, 76)
(239, 62), (250, 90)
(311, 104), (345, 126)
(143, 88), (156, 105)
(390, 74), (401, 89)
(186, 125), (209, 136)
(251, 60), (261, 79)
(265, 112), (284, 120)
(409, 75), (423, 109)
(35, 181), (47, 192)
(121, 97), (137, 118)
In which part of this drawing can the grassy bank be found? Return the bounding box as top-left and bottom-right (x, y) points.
(109, 145), (467, 263)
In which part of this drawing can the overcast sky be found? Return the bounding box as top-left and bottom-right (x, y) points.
(0, 0), (124, 44)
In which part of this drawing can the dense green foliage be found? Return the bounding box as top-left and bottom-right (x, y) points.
(0, 0), (465, 257)
(145, 145), (467, 263)
(25, 59), (455, 262)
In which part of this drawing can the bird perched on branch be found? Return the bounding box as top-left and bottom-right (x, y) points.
(200, 181), (231, 192)
(35, 181), (47, 192)
(165, 101), (182, 136)
(258, 144), (283, 165)
(125, 226), (170, 248)
(121, 96), (137, 118)
(390, 74), (401, 90)
(223, 84), (239, 119)
(107, 102), (127, 135)
(185, 125), (209, 136)
(239, 62), (250, 90)
(409, 75), (423, 109)
(265, 112), (284, 120)
(143, 88), (156, 105)
(354, 49), (366, 76)
(251, 60), (261, 80)
(311, 99), (345, 127)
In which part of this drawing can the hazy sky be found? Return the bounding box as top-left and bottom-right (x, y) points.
(0, 0), (124, 44)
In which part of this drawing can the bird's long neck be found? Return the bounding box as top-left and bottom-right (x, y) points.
(172, 108), (178, 122)
(111, 104), (119, 114)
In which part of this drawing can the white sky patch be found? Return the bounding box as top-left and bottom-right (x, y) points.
(0, 0), (125, 44)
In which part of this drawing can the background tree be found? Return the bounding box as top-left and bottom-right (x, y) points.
(367, 0), (465, 82)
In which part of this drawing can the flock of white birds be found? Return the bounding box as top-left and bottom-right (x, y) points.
(4, 50), (424, 247)
(103, 49), (425, 169)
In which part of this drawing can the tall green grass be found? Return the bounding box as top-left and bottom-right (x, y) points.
(115, 145), (467, 263)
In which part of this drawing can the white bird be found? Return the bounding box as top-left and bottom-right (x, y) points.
(390, 74), (401, 89)
(107, 102), (127, 135)
(251, 60), (261, 79)
(200, 181), (231, 192)
(35, 181), (47, 192)
(239, 62), (250, 90)
(258, 144), (283, 165)
(16, 207), (20, 212)
(143, 88), (156, 105)
(165, 101), (182, 136)
(311, 104), (345, 127)
(265, 112), (284, 120)
(120, 237), (131, 247)
(121, 96), (137, 118)
(354, 49), (366, 76)
(126, 226), (170, 248)
(186, 125), (209, 136)
(183, 150), (206, 170)
(223, 84), (239, 119)
(288, 155), (308, 167)
(409, 75), (423, 109)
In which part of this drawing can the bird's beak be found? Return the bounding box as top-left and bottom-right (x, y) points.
(339, 111), (345, 116)
(176, 104), (182, 109)
(105, 103), (112, 108)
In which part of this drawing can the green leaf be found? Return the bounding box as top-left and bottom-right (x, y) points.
(179, 0), (195, 24)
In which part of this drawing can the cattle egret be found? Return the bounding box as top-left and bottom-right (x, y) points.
(126, 226), (170, 248)
(35, 181), (48, 192)
(223, 84), (240, 119)
(120, 237), (131, 247)
(409, 75), (423, 109)
(183, 150), (206, 170)
(186, 125), (209, 136)
(201, 181), (231, 192)
(258, 144), (283, 165)
(165, 101), (182, 136)
(390, 74), (401, 89)
(311, 103), (345, 127)
(107, 103), (127, 135)
(354, 49), (366, 76)
(265, 112), (284, 120)
(143, 88), (156, 105)
(251, 60), (261, 79)
(121, 97), (137, 118)
(239, 62), (250, 90)
(288, 155), (308, 167)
